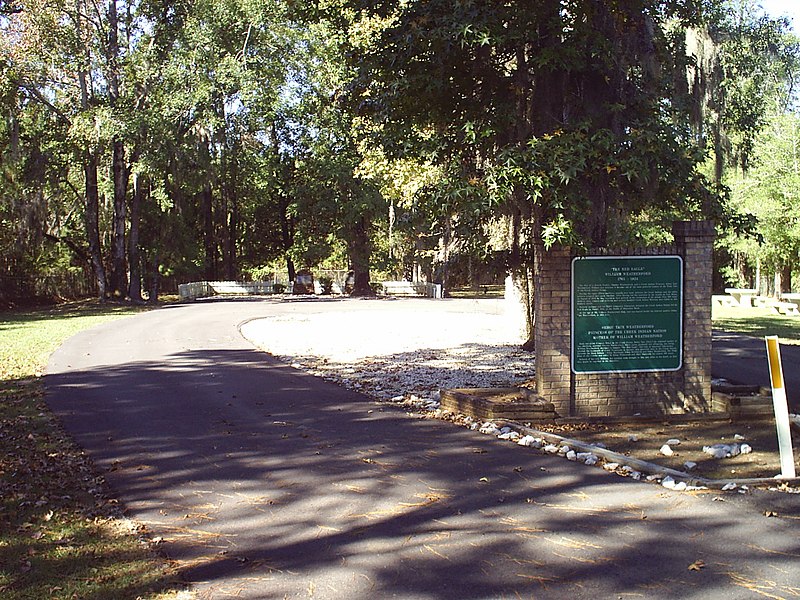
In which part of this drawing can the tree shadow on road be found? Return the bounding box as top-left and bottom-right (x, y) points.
(45, 347), (800, 599)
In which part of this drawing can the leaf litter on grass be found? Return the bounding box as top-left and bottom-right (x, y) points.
(1, 301), (187, 599)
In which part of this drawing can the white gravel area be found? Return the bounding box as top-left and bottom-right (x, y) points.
(239, 299), (535, 404)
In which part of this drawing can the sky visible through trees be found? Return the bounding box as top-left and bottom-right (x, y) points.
(761, 0), (800, 30)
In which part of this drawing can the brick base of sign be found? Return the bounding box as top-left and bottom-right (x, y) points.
(534, 221), (716, 418)
(439, 388), (558, 422)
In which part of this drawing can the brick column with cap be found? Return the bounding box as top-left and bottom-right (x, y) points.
(532, 222), (716, 418)
(673, 220), (716, 410)
(533, 245), (573, 416)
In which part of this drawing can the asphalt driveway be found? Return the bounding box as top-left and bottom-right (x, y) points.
(46, 298), (800, 599)
(713, 330), (800, 412)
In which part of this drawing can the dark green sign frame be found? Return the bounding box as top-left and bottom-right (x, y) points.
(571, 256), (683, 373)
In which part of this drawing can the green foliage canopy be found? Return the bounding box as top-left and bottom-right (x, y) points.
(336, 0), (732, 251)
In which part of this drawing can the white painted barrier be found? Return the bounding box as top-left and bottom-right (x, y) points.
(178, 281), (277, 301)
(178, 282), (211, 300)
(179, 279), (445, 300)
(379, 281), (443, 299)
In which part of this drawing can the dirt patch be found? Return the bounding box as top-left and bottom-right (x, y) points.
(534, 419), (799, 481)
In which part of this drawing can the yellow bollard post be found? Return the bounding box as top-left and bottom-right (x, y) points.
(765, 336), (796, 479)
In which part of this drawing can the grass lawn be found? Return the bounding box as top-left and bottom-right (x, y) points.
(0, 300), (187, 600)
(712, 303), (800, 344)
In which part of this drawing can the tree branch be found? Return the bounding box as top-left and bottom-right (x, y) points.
(43, 232), (90, 262)
(12, 79), (72, 125)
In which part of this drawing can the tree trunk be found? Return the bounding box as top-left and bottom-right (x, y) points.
(779, 264), (792, 294)
(413, 235), (424, 282)
(388, 198), (395, 263)
(107, 0), (128, 297)
(285, 256), (296, 284)
(278, 195), (295, 281)
(222, 145), (238, 280)
(106, 0), (121, 103)
(202, 182), (217, 280)
(468, 254), (478, 290)
(127, 174), (143, 302)
(713, 116), (725, 186)
(110, 139), (129, 297)
(227, 197), (238, 280)
(518, 267), (536, 352)
(511, 2), (560, 351)
(348, 216), (374, 296)
(507, 207), (536, 351)
(84, 151), (106, 300)
(271, 122), (295, 283)
(75, 2), (104, 299)
(438, 214), (451, 295)
(148, 250), (160, 304)
(220, 191), (231, 279)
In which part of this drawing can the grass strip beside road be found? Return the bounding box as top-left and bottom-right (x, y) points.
(0, 301), (186, 600)
(712, 304), (800, 344)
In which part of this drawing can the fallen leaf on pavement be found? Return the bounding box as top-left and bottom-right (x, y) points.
(688, 559), (705, 571)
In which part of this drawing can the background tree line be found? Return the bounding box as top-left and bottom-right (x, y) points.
(1, 0), (798, 308)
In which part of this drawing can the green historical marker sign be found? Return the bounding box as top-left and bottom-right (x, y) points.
(571, 256), (683, 373)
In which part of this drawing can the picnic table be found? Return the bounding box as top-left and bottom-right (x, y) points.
(751, 295), (800, 315)
(780, 293), (800, 308)
(779, 293), (800, 315)
(712, 294), (738, 307)
(724, 288), (758, 307)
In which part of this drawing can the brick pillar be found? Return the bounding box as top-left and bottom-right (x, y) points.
(534, 245), (572, 416)
(673, 220), (715, 411)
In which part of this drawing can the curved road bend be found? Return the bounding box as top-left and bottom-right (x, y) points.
(46, 299), (800, 600)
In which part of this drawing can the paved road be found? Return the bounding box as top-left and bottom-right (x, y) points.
(46, 299), (800, 599)
(713, 330), (800, 412)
